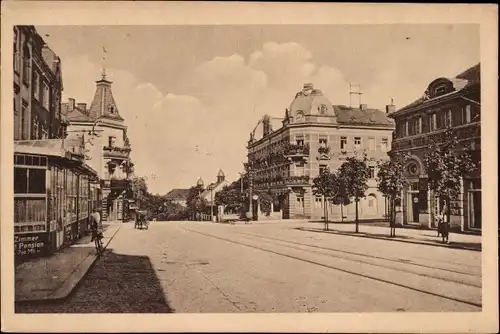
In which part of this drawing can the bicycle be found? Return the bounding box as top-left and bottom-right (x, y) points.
(92, 230), (104, 256)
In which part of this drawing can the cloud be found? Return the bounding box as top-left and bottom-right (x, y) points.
(61, 42), (354, 194)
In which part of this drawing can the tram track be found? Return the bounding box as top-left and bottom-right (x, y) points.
(182, 227), (482, 309)
(234, 231), (481, 281)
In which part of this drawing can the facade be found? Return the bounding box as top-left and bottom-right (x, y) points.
(247, 83), (395, 220)
(14, 136), (99, 261)
(388, 63), (481, 232)
(13, 26), (64, 141)
(63, 71), (133, 222)
(165, 189), (191, 207)
(201, 170), (231, 204)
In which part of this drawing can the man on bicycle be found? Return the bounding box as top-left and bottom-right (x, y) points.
(90, 207), (103, 242)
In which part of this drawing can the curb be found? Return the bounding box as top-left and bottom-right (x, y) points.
(296, 227), (481, 252)
(15, 225), (122, 303)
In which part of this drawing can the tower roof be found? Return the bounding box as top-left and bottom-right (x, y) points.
(88, 73), (124, 121)
(217, 169), (225, 177)
(196, 177), (204, 187)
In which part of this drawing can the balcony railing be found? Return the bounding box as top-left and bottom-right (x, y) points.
(283, 175), (310, 186)
(318, 146), (330, 155)
(284, 143), (310, 157)
(391, 122), (480, 151)
(103, 145), (131, 158)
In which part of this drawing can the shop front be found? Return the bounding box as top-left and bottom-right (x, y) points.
(14, 140), (99, 262)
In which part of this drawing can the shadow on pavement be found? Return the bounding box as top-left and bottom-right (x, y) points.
(295, 227), (482, 252)
(15, 249), (174, 313)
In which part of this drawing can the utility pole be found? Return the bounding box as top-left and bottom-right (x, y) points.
(210, 186), (214, 223)
(248, 167), (253, 223)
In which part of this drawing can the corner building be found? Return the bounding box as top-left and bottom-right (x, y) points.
(388, 63), (481, 232)
(247, 83), (395, 220)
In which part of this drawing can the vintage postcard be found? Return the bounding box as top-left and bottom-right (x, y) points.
(1, 1), (498, 333)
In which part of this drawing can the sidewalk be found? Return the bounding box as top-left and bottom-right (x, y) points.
(297, 222), (481, 252)
(15, 222), (122, 303)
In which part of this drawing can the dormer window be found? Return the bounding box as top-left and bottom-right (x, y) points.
(108, 104), (115, 114)
(435, 85), (446, 96)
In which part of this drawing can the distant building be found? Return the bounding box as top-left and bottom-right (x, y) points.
(247, 83), (395, 220)
(165, 189), (191, 207)
(13, 26), (64, 141)
(388, 63), (481, 232)
(201, 170), (230, 204)
(62, 70), (133, 222)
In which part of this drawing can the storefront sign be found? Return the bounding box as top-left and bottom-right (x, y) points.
(14, 233), (48, 257)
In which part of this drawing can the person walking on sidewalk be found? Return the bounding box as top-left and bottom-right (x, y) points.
(440, 200), (450, 243)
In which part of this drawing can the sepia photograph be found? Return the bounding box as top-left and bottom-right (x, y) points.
(1, 2), (498, 333)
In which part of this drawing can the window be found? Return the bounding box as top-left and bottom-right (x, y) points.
(404, 121), (409, 136)
(33, 72), (40, 100)
(319, 164), (328, 175)
(296, 195), (304, 208)
(22, 44), (30, 84)
(430, 113), (437, 131)
(314, 196), (323, 209)
(108, 136), (116, 147)
(416, 117), (422, 134)
(368, 138), (375, 151)
(381, 138), (388, 152)
(108, 104), (115, 114)
(14, 167), (46, 194)
(319, 137), (328, 147)
(369, 166), (375, 179)
(14, 29), (20, 72)
(41, 126), (48, 139)
(464, 105), (471, 123)
(32, 115), (39, 139)
(340, 137), (347, 150)
(42, 82), (50, 110)
(435, 85), (446, 96)
(354, 137), (361, 150)
(295, 135), (304, 146)
(444, 109), (452, 128)
(21, 101), (29, 140)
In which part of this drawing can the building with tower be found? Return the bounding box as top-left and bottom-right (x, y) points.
(201, 170), (231, 204)
(247, 83), (395, 220)
(63, 70), (134, 222)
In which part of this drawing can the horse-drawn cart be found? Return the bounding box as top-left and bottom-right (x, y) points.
(134, 210), (149, 230)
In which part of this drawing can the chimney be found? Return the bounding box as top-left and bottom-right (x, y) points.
(262, 115), (271, 136)
(68, 98), (76, 112)
(77, 103), (87, 113)
(386, 104), (396, 114)
(360, 104), (368, 110)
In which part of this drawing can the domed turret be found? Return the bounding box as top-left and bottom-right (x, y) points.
(196, 177), (204, 188)
(217, 169), (225, 183)
(287, 83), (335, 122)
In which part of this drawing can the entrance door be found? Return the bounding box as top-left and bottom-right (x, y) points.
(470, 191), (482, 228)
(412, 193), (420, 223)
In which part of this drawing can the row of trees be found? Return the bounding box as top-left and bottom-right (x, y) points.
(312, 127), (476, 236)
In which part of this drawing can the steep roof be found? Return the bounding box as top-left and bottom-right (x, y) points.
(88, 75), (124, 121)
(65, 106), (94, 122)
(396, 63), (480, 114)
(333, 105), (395, 126)
(217, 169), (225, 177)
(165, 189), (190, 201)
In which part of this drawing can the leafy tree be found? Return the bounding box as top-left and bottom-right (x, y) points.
(377, 155), (410, 237)
(215, 185), (245, 214)
(424, 127), (476, 226)
(186, 184), (208, 220)
(338, 154), (371, 233)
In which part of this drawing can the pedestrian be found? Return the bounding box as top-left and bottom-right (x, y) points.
(90, 207), (102, 242)
(440, 200), (450, 243)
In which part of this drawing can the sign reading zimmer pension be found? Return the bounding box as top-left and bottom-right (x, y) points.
(14, 233), (49, 257)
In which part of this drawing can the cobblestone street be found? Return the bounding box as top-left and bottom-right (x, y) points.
(16, 220), (482, 313)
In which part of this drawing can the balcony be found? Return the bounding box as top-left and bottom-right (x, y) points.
(103, 145), (131, 159)
(283, 175), (310, 187)
(284, 143), (310, 161)
(318, 146), (330, 155)
(391, 122), (480, 151)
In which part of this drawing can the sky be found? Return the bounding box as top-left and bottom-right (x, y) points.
(35, 24), (479, 195)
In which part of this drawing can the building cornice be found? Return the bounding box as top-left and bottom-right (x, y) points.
(390, 84), (480, 118)
(247, 122), (394, 149)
